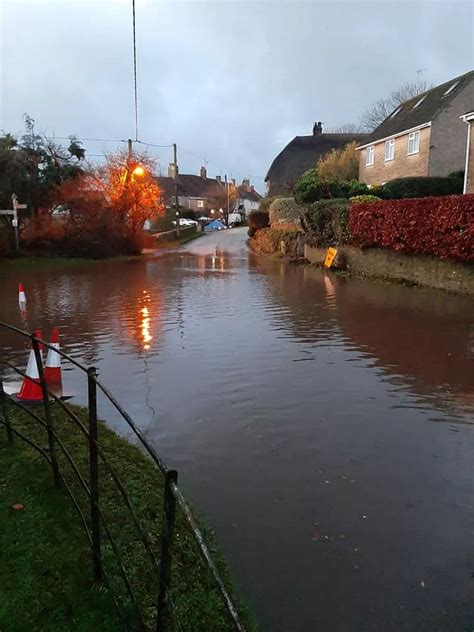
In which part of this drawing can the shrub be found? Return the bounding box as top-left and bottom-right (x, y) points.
(381, 176), (463, 199)
(247, 210), (269, 232)
(349, 194), (474, 262)
(316, 141), (359, 181)
(350, 195), (381, 204)
(342, 180), (370, 198)
(247, 226), (256, 238)
(301, 199), (350, 247)
(249, 227), (299, 255)
(268, 197), (305, 227)
(258, 197), (276, 214)
(293, 170), (343, 204)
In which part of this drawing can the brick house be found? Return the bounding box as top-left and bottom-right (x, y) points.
(461, 111), (474, 193)
(357, 70), (474, 186)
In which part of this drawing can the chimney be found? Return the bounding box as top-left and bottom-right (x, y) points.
(216, 175), (222, 184)
(250, 185), (254, 192)
(231, 178), (236, 186)
(168, 162), (179, 181)
(200, 166), (207, 179)
(242, 178), (250, 187)
(313, 121), (323, 135)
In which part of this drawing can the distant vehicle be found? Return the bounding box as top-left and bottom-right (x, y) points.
(228, 213), (242, 227)
(172, 218), (198, 227)
(205, 219), (226, 231)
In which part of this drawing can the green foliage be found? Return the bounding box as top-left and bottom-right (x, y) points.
(349, 194), (381, 204)
(247, 226), (256, 238)
(248, 210), (269, 231)
(301, 199), (350, 247)
(249, 226), (299, 254)
(294, 170), (370, 204)
(0, 115), (86, 213)
(258, 197), (275, 213)
(381, 176), (463, 199)
(268, 197), (305, 226)
(293, 170), (343, 204)
(340, 180), (370, 197)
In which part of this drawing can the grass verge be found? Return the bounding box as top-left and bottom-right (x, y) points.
(0, 402), (254, 631)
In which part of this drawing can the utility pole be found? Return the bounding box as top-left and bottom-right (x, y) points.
(225, 174), (229, 227)
(128, 138), (133, 162)
(173, 143), (180, 239)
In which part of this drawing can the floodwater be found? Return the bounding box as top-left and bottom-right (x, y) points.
(1, 227), (474, 631)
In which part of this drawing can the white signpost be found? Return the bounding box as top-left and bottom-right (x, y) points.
(0, 194), (27, 251)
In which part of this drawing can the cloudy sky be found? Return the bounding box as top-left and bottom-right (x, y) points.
(1, 0), (472, 192)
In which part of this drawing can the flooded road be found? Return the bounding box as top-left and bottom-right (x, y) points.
(1, 227), (474, 631)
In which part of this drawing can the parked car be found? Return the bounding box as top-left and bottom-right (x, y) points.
(228, 213), (242, 227)
(172, 218), (198, 227)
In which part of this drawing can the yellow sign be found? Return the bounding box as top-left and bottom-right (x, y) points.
(324, 247), (338, 268)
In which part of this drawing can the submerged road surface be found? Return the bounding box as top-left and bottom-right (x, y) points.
(1, 227), (474, 631)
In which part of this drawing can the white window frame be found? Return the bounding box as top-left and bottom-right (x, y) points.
(407, 130), (420, 155)
(197, 200), (204, 208)
(365, 145), (375, 166)
(384, 139), (395, 161)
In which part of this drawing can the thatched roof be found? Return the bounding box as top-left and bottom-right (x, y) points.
(265, 132), (368, 196)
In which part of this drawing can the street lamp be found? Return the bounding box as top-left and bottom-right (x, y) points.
(132, 164), (145, 177)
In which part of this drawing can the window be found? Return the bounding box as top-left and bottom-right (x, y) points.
(412, 96), (426, 109)
(407, 130), (420, 155)
(384, 139), (395, 161)
(390, 105), (403, 118)
(443, 81), (459, 96)
(365, 145), (375, 166)
(197, 200), (204, 208)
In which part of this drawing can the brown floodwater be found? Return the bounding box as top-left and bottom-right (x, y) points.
(1, 228), (474, 631)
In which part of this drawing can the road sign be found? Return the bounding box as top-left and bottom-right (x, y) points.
(324, 247), (338, 268)
(16, 204), (27, 209)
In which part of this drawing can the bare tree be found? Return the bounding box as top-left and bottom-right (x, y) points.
(325, 122), (364, 133)
(360, 78), (431, 132)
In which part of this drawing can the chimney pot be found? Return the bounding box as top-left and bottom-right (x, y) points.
(200, 166), (207, 179)
(216, 175), (222, 184)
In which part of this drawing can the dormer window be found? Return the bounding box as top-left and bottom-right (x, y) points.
(443, 81), (460, 96)
(389, 105), (403, 118)
(412, 96), (426, 109)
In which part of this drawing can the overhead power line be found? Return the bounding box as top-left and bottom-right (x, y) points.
(132, 0), (139, 141)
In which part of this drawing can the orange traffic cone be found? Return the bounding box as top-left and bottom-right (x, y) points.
(18, 283), (27, 310)
(18, 330), (44, 402)
(44, 327), (62, 389)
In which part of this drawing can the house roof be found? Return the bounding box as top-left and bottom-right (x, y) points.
(237, 184), (262, 202)
(155, 174), (224, 202)
(363, 70), (474, 145)
(265, 132), (368, 196)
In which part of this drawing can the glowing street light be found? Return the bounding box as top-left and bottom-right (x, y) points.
(132, 164), (145, 177)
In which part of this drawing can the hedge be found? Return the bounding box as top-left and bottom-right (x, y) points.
(381, 176), (463, 199)
(268, 197), (305, 226)
(349, 194), (474, 262)
(293, 169), (370, 204)
(247, 210), (269, 231)
(249, 227), (299, 255)
(349, 195), (381, 204)
(301, 199), (350, 247)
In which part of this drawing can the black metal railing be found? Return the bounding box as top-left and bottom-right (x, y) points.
(0, 322), (245, 632)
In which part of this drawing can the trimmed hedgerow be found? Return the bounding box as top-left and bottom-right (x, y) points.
(301, 199), (350, 247)
(247, 210), (269, 232)
(349, 194), (474, 262)
(381, 176), (463, 200)
(249, 227), (299, 255)
(350, 195), (381, 204)
(269, 197), (305, 227)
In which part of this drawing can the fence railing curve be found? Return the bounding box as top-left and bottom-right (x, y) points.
(0, 321), (246, 631)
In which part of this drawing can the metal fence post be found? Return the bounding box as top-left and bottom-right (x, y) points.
(157, 469), (178, 632)
(0, 380), (13, 444)
(33, 335), (60, 487)
(87, 366), (103, 583)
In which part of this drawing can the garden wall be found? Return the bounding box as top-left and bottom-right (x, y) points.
(304, 244), (474, 295)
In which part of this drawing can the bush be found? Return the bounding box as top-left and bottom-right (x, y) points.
(341, 180), (370, 198)
(268, 198), (305, 227)
(381, 176), (463, 200)
(293, 169), (344, 204)
(249, 227), (299, 255)
(247, 210), (269, 232)
(247, 226), (256, 238)
(258, 197), (276, 214)
(350, 195), (381, 204)
(349, 194), (474, 262)
(301, 199), (350, 247)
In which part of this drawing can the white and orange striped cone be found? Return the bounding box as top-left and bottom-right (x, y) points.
(18, 330), (44, 402)
(44, 327), (62, 391)
(18, 283), (27, 310)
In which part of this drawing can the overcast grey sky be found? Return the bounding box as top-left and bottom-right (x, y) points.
(1, 0), (473, 192)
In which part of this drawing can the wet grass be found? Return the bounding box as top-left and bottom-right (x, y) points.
(0, 402), (255, 631)
(179, 231), (205, 245)
(1, 255), (137, 269)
